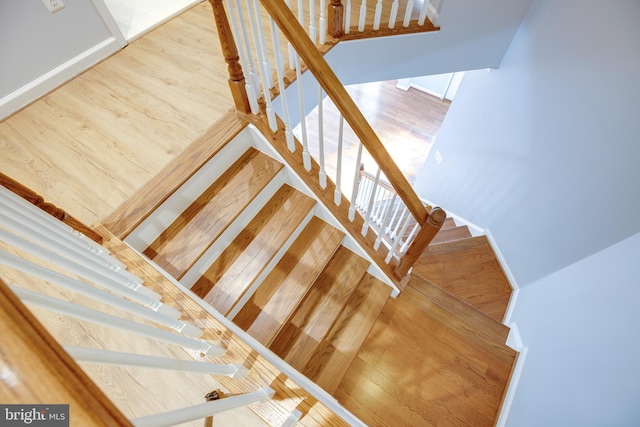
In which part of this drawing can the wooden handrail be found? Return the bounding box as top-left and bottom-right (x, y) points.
(0, 172), (103, 244)
(258, 0), (429, 225)
(0, 278), (132, 425)
(394, 207), (446, 277)
(209, 0), (251, 114)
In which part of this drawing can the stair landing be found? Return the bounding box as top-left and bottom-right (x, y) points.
(412, 235), (512, 322)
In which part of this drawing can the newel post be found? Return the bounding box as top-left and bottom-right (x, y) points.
(208, 0), (251, 114)
(327, 0), (344, 38)
(394, 207), (446, 278)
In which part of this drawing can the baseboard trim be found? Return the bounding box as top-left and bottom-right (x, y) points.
(496, 322), (528, 427)
(0, 37), (122, 121)
(484, 228), (521, 325)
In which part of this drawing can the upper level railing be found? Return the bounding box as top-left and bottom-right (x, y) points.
(0, 176), (363, 426)
(210, 0), (444, 281)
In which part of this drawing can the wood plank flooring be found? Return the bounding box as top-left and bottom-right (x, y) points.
(0, 2), (233, 227)
(193, 184), (316, 315)
(143, 147), (283, 278)
(234, 217), (345, 345)
(0, 3), (514, 426)
(335, 283), (517, 427)
(299, 80), (450, 197)
(413, 236), (514, 322)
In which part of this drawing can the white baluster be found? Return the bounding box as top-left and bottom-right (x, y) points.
(391, 205), (408, 239)
(401, 223), (420, 253)
(319, 0), (327, 44)
(269, 19), (295, 151)
(309, 0), (316, 43)
(371, 186), (387, 224)
(318, 86), (327, 188)
(334, 114), (345, 205)
(362, 168), (381, 236)
(284, 0), (296, 70)
(358, 0), (367, 31)
(0, 211), (127, 276)
(0, 187), (110, 258)
(344, 0), (351, 33)
(132, 388), (275, 427)
(282, 409), (303, 427)
(386, 214), (411, 263)
(13, 286), (222, 356)
(65, 346), (246, 377)
(294, 52), (312, 171)
(403, 0), (414, 27)
(375, 194), (397, 250)
(386, 202), (402, 236)
(251, 0), (274, 89)
(348, 143), (364, 221)
(373, 0), (383, 30)
(388, 0), (398, 29)
(249, 0), (277, 129)
(0, 213), (142, 284)
(418, 0), (430, 25)
(227, 0), (260, 113)
(0, 228), (160, 300)
(0, 250), (180, 319)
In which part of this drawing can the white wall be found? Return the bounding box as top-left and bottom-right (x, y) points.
(326, 0), (534, 84)
(274, 0), (534, 125)
(0, 0), (122, 118)
(507, 231), (640, 427)
(413, 0), (640, 286)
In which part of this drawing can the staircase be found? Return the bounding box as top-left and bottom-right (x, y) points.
(114, 120), (393, 395)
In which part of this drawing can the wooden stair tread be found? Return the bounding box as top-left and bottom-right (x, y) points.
(192, 184), (316, 315)
(102, 109), (247, 239)
(407, 274), (510, 345)
(93, 224), (350, 427)
(412, 235), (512, 322)
(303, 273), (390, 394)
(270, 246), (370, 370)
(142, 148), (283, 278)
(431, 224), (472, 245)
(233, 216), (345, 346)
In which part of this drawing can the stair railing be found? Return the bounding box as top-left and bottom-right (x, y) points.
(209, 0), (445, 280)
(0, 178), (364, 426)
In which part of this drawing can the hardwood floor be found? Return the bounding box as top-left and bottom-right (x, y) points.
(298, 80), (450, 196)
(0, 3), (514, 427)
(335, 283), (517, 427)
(0, 2), (233, 227)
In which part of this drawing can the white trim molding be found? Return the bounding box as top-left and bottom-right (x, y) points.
(496, 322), (528, 427)
(0, 37), (121, 120)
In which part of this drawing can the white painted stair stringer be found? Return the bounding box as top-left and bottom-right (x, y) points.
(246, 124), (399, 295)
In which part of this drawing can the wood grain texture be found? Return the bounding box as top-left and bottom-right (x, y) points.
(192, 184), (316, 315)
(248, 113), (399, 285)
(303, 272), (390, 394)
(233, 216), (345, 346)
(0, 279), (131, 426)
(0, 3), (234, 229)
(413, 236), (513, 322)
(259, 0), (429, 224)
(93, 225), (351, 426)
(335, 284), (517, 427)
(270, 246), (370, 370)
(143, 148), (283, 278)
(102, 109), (247, 239)
(431, 224), (472, 244)
(407, 274), (511, 346)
